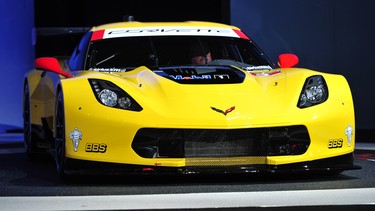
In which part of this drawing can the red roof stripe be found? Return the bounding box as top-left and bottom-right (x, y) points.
(91, 30), (105, 41)
(233, 29), (250, 40)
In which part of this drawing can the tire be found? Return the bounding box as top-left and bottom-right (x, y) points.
(55, 90), (68, 178)
(23, 84), (37, 158)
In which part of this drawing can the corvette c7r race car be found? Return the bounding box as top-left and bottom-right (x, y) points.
(23, 20), (360, 178)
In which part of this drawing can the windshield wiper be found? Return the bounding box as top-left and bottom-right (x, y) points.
(95, 52), (119, 66)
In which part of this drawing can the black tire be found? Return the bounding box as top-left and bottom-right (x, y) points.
(23, 84), (37, 158)
(55, 90), (68, 178)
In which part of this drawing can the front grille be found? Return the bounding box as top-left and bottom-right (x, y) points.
(132, 126), (310, 163)
(185, 156), (267, 166)
(183, 129), (267, 157)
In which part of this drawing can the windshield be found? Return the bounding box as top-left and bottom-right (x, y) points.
(85, 36), (274, 72)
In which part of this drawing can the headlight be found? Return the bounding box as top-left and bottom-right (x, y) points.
(89, 79), (142, 111)
(98, 89), (118, 107)
(297, 75), (328, 108)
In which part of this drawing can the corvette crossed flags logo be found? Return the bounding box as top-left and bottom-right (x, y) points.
(210, 106), (235, 116)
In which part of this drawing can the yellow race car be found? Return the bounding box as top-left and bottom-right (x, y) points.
(23, 20), (360, 177)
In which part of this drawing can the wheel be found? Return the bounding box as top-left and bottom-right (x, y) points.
(23, 84), (37, 158)
(55, 90), (68, 178)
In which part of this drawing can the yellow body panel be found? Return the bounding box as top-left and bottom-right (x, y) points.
(58, 67), (354, 167)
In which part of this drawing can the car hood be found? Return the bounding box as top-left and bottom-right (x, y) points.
(80, 66), (303, 127)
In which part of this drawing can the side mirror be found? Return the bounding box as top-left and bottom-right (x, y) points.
(278, 53), (299, 68)
(34, 57), (72, 78)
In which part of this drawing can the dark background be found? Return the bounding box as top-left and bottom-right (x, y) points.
(35, 0), (230, 26)
(34, 0), (230, 57)
(0, 0), (373, 140)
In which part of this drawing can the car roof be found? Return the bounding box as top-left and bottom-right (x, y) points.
(90, 21), (241, 32)
(89, 21), (249, 41)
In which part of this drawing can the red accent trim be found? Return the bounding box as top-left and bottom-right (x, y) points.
(278, 54), (299, 68)
(91, 30), (105, 41)
(233, 29), (250, 40)
(34, 57), (60, 71)
(34, 57), (73, 78)
(225, 106), (235, 114)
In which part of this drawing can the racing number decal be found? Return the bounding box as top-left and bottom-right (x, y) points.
(328, 139), (343, 149)
(85, 143), (107, 153)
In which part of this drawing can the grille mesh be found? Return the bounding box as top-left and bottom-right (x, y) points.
(185, 156), (267, 166)
(132, 126), (310, 162)
(183, 129), (265, 157)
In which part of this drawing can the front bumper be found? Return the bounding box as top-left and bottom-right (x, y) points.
(63, 152), (361, 176)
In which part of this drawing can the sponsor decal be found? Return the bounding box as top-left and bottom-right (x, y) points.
(85, 143), (107, 153)
(245, 65), (273, 71)
(89, 67), (124, 72)
(170, 75), (211, 80)
(91, 27), (248, 40)
(345, 124), (353, 147)
(328, 139), (343, 149)
(214, 74), (230, 79)
(211, 106), (235, 116)
(169, 74), (229, 80)
(69, 128), (82, 152)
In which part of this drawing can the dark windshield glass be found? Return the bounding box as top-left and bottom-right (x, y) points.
(85, 36), (273, 71)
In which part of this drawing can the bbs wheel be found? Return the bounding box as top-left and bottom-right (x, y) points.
(23, 83), (39, 158)
(55, 90), (68, 178)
